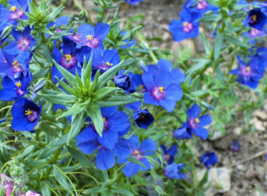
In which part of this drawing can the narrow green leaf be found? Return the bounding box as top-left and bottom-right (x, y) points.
(37, 146), (61, 159)
(67, 113), (85, 144)
(53, 165), (74, 195)
(111, 189), (134, 196)
(82, 53), (93, 86)
(57, 103), (84, 119)
(86, 105), (103, 137)
(67, 146), (94, 167)
(92, 87), (119, 101)
(97, 95), (140, 107)
(54, 60), (76, 87)
(214, 32), (223, 60)
(40, 181), (51, 196)
(56, 77), (76, 96)
(127, 156), (146, 169)
(37, 93), (76, 105)
(224, 34), (249, 48)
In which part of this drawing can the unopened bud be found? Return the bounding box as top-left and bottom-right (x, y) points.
(79, 10), (86, 20)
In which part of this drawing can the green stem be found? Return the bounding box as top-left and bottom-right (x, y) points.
(136, 31), (158, 64)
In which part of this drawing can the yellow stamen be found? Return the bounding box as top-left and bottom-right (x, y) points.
(249, 6), (253, 10)
(199, 0), (202, 2)
(106, 62), (113, 66)
(25, 109), (32, 116)
(133, 150), (139, 154)
(15, 81), (21, 87)
(65, 54), (72, 61)
(159, 87), (164, 92)
(183, 22), (188, 26)
(12, 60), (20, 67)
(4, 59), (6, 63)
(195, 118), (199, 123)
(86, 35), (92, 40)
(165, 155), (170, 160)
(10, 6), (16, 11)
(103, 118), (106, 122)
(246, 67), (251, 71)
(252, 15), (257, 21)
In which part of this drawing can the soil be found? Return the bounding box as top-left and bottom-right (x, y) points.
(65, 0), (267, 195)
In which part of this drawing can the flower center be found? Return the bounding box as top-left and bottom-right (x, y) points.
(252, 15), (256, 21)
(61, 55), (76, 69)
(10, 6), (16, 11)
(25, 109), (38, 122)
(15, 81), (21, 87)
(151, 86), (165, 100)
(188, 117), (199, 129)
(132, 150), (142, 159)
(183, 22), (194, 33)
(197, 0), (208, 10)
(70, 33), (82, 42)
(12, 60), (23, 73)
(164, 154), (170, 161)
(86, 35), (92, 40)
(250, 28), (261, 37)
(106, 62), (113, 66)
(65, 54), (72, 61)
(86, 37), (99, 49)
(240, 66), (252, 77)
(18, 38), (30, 50)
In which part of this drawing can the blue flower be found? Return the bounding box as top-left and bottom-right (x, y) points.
(183, 104), (212, 140)
(92, 49), (120, 73)
(184, 0), (219, 15)
(164, 163), (186, 179)
(231, 140), (239, 152)
(113, 73), (131, 91)
(173, 127), (193, 140)
(245, 9), (267, 31)
(68, 23), (110, 52)
(243, 27), (266, 41)
(133, 109), (154, 129)
(117, 135), (157, 177)
(0, 0), (29, 30)
(4, 26), (35, 59)
(229, 56), (263, 89)
(169, 9), (201, 42)
(77, 106), (130, 150)
(143, 59), (185, 85)
(124, 0), (144, 5)
(255, 47), (267, 69)
(0, 74), (32, 101)
(201, 152), (218, 169)
(0, 49), (31, 81)
(11, 98), (42, 132)
(160, 145), (177, 165)
(120, 31), (136, 48)
(125, 100), (142, 111)
(142, 71), (183, 113)
(52, 38), (91, 83)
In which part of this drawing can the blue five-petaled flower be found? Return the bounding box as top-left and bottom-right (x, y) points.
(201, 152), (218, 169)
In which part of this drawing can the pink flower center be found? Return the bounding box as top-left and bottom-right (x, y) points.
(12, 60), (23, 73)
(197, 0), (208, 10)
(188, 117), (199, 129)
(240, 66), (252, 77)
(183, 22), (194, 33)
(250, 28), (261, 37)
(132, 150), (142, 160)
(10, 8), (24, 20)
(25, 109), (38, 122)
(86, 36), (99, 49)
(18, 38), (31, 50)
(151, 86), (165, 100)
(60, 55), (77, 69)
(70, 33), (82, 42)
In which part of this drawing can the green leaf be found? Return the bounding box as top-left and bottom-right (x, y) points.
(185, 59), (210, 75)
(56, 78), (76, 96)
(98, 60), (124, 89)
(37, 93), (76, 105)
(127, 156), (146, 169)
(53, 165), (74, 195)
(37, 146), (61, 159)
(111, 189), (134, 196)
(82, 187), (103, 194)
(86, 105), (103, 136)
(92, 87), (119, 101)
(19, 145), (36, 158)
(224, 34), (249, 48)
(96, 95), (141, 107)
(214, 32), (223, 60)
(198, 169), (209, 188)
(57, 103), (85, 119)
(54, 60), (77, 87)
(67, 146), (94, 167)
(67, 112), (85, 144)
(40, 181), (51, 196)
(224, 18), (235, 33)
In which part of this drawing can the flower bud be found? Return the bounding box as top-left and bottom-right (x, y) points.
(79, 10), (86, 20)
(113, 75), (131, 90)
(133, 109), (154, 129)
